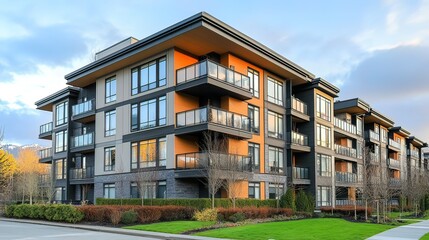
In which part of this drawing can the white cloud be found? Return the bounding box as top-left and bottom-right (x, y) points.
(0, 17), (30, 39)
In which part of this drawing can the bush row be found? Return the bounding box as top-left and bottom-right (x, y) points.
(78, 205), (195, 225)
(217, 207), (293, 221)
(320, 206), (373, 217)
(5, 204), (84, 223)
(96, 198), (277, 209)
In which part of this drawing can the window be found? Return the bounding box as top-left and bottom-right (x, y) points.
(269, 183), (284, 199)
(131, 181), (167, 199)
(381, 128), (387, 143)
(248, 105), (260, 133)
(104, 147), (116, 171)
(317, 154), (332, 177)
(356, 118), (363, 136)
(269, 146), (284, 173)
(55, 130), (68, 153)
(131, 57), (166, 95)
(248, 142), (260, 170)
(55, 101), (68, 126)
(55, 159), (66, 180)
(268, 111), (283, 139)
(316, 124), (331, 148)
(157, 181), (166, 198)
(54, 187), (65, 201)
(267, 77), (283, 105)
(131, 96), (166, 131)
(131, 137), (166, 169)
(130, 182), (139, 198)
(316, 95), (331, 121)
(317, 186), (332, 206)
(105, 77), (117, 103)
(248, 68), (259, 97)
(104, 183), (115, 199)
(105, 110), (116, 136)
(248, 182), (260, 199)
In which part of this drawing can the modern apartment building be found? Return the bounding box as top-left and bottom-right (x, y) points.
(35, 12), (427, 206)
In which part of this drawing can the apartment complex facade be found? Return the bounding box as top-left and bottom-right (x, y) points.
(35, 12), (427, 206)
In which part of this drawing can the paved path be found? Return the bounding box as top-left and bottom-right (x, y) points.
(0, 218), (225, 240)
(368, 220), (429, 240)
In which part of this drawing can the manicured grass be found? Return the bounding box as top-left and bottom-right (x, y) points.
(420, 232), (429, 240)
(195, 218), (394, 240)
(124, 221), (215, 234)
(388, 211), (414, 219)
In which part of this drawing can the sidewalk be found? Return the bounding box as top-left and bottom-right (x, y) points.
(367, 219), (429, 240)
(0, 217), (226, 240)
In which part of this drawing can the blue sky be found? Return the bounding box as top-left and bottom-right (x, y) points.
(1, 0), (429, 146)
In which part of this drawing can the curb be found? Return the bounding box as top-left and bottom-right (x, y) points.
(0, 217), (226, 240)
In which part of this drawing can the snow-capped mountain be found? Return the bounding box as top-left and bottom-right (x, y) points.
(1, 144), (44, 158)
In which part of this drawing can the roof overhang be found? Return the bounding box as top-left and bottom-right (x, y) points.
(365, 109), (394, 128)
(294, 77), (339, 97)
(408, 136), (427, 148)
(334, 98), (370, 115)
(35, 86), (80, 111)
(65, 12), (315, 87)
(389, 126), (410, 138)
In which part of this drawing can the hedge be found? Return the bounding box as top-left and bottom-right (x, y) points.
(320, 206), (373, 217)
(5, 204), (84, 223)
(217, 207), (293, 221)
(96, 198), (277, 209)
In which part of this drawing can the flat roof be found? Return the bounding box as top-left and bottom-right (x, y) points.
(35, 86), (80, 111)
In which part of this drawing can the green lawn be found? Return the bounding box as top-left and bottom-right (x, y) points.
(421, 233), (429, 240)
(124, 221), (215, 234)
(195, 218), (394, 240)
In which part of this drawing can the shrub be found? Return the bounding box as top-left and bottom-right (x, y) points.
(306, 192), (315, 213)
(121, 210), (138, 224)
(296, 190), (309, 212)
(280, 188), (296, 211)
(229, 212), (246, 223)
(135, 207), (161, 223)
(5, 204), (83, 223)
(79, 205), (106, 222)
(217, 207), (293, 221)
(13, 204), (31, 218)
(320, 206), (372, 217)
(194, 208), (218, 222)
(106, 207), (122, 225)
(159, 206), (195, 221)
(4, 205), (15, 217)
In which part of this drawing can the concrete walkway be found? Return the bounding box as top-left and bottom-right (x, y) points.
(0, 217), (226, 240)
(368, 220), (429, 240)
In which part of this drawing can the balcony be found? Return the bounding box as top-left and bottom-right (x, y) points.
(70, 167), (94, 180)
(335, 171), (358, 184)
(389, 178), (401, 187)
(334, 144), (357, 159)
(387, 158), (401, 170)
(409, 149), (420, 159)
(39, 174), (50, 186)
(289, 97), (309, 122)
(288, 131), (310, 152)
(334, 117), (357, 136)
(71, 99), (95, 123)
(39, 122), (53, 140)
(388, 139), (401, 150)
(175, 106), (252, 139)
(367, 152), (380, 164)
(365, 130), (379, 143)
(176, 60), (252, 100)
(292, 167), (310, 185)
(39, 147), (52, 163)
(70, 132), (94, 153)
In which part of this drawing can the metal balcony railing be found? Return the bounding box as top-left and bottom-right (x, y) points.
(389, 139), (401, 149)
(368, 152), (380, 163)
(72, 132), (94, 148)
(176, 106), (250, 132)
(409, 149), (420, 159)
(70, 167), (94, 179)
(292, 167), (309, 179)
(291, 97), (308, 115)
(291, 131), (308, 146)
(334, 117), (357, 135)
(176, 60), (250, 91)
(365, 130), (379, 142)
(389, 178), (401, 186)
(334, 144), (357, 158)
(387, 158), (401, 169)
(336, 199), (364, 206)
(39, 148), (52, 159)
(335, 171), (358, 183)
(40, 122), (53, 135)
(176, 152), (253, 172)
(72, 99), (95, 116)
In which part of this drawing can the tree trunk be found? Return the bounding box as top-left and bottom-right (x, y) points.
(365, 199), (368, 221)
(354, 200), (357, 220)
(377, 200), (380, 223)
(211, 193), (215, 209)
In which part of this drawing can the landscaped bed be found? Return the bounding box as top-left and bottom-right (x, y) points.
(124, 221), (216, 234)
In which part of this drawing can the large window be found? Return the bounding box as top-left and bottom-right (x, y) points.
(268, 111), (283, 139)
(131, 57), (166, 95)
(248, 68), (259, 97)
(55, 159), (66, 180)
(131, 96), (166, 131)
(131, 137), (166, 169)
(317, 154), (332, 177)
(105, 110), (116, 136)
(316, 124), (331, 148)
(316, 95), (331, 121)
(54, 187), (65, 201)
(267, 77), (283, 105)
(55, 130), (68, 153)
(269, 183), (284, 199)
(269, 146), (284, 173)
(248, 142), (260, 170)
(248, 182), (260, 199)
(248, 105), (260, 133)
(55, 101), (68, 126)
(131, 181), (166, 199)
(104, 147), (116, 171)
(104, 183), (115, 199)
(317, 186), (332, 207)
(105, 77), (116, 103)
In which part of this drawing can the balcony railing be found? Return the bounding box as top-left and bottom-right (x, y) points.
(176, 106), (250, 132)
(389, 139), (401, 149)
(291, 131), (308, 146)
(334, 144), (357, 158)
(291, 97), (308, 115)
(335, 171), (358, 183)
(409, 149), (420, 159)
(365, 130), (379, 142)
(334, 117), (357, 135)
(292, 167), (309, 179)
(368, 152), (380, 163)
(389, 178), (401, 186)
(72, 99), (95, 116)
(176, 152), (253, 172)
(72, 132), (94, 148)
(39, 174), (50, 185)
(336, 199), (364, 206)
(40, 122), (53, 135)
(176, 60), (250, 91)
(387, 158), (401, 169)
(39, 148), (52, 159)
(70, 167), (94, 180)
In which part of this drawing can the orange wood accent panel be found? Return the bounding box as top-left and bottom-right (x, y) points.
(174, 136), (198, 155)
(174, 92), (199, 114)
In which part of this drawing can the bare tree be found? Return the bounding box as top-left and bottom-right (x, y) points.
(222, 150), (250, 209)
(135, 167), (158, 206)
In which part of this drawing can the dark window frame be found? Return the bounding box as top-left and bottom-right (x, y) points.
(104, 146), (116, 171)
(131, 57), (166, 95)
(131, 96), (166, 132)
(105, 76), (117, 103)
(248, 67), (260, 98)
(105, 110), (116, 136)
(55, 101), (68, 126)
(248, 104), (260, 134)
(131, 137), (167, 169)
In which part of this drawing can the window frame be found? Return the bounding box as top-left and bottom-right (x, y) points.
(131, 137), (167, 169)
(267, 77), (283, 105)
(316, 94), (331, 121)
(316, 124), (331, 148)
(268, 111), (283, 139)
(105, 110), (116, 136)
(55, 101), (68, 126)
(268, 146), (284, 173)
(104, 147), (116, 171)
(103, 183), (115, 199)
(248, 142), (260, 170)
(317, 153), (332, 177)
(55, 130), (68, 153)
(268, 183), (284, 200)
(247, 68), (260, 98)
(131, 96), (166, 132)
(105, 76), (117, 103)
(317, 186), (332, 207)
(248, 182), (260, 199)
(131, 57), (166, 95)
(55, 158), (66, 180)
(248, 104), (260, 134)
